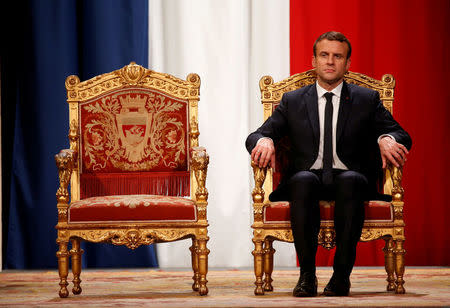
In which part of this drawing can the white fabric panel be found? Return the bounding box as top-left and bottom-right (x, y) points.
(149, 0), (293, 267)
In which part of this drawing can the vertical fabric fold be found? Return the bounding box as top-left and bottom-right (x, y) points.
(149, 0), (291, 267)
(4, 0), (157, 269)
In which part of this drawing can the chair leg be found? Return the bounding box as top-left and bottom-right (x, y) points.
(263, 238), (275, 292)
(70, 238), (84, 295)
(197, 236), (209, 295)
(56, 240), (70, 298)
(252, 239), (264, 295)
(394, 239), (406, 294)
(190, 237), (200, 291)
(383, 237), (396, 291)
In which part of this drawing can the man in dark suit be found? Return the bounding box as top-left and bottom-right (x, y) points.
(246, 31), (412, 297)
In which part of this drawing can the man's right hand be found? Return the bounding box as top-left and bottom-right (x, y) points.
(251, 138), (276, 168)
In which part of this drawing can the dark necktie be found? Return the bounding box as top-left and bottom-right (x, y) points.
(322, 92), (334, 186)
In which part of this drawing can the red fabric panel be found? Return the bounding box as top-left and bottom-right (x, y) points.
(290, 0), (450, 265)
(80, 88), (189, 173)
(264, 200), (392, 222)
(80, 171), (190, 199)
(264, 202), (290, 222)
(69, 195), (196, 222)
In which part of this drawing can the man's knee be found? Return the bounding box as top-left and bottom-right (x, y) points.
(335, 171), (368, 197)
(287, 171), (321, 200)
(288, 171), (321, 187)
(335, 171), (368, 186)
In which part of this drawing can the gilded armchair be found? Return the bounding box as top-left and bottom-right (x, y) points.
(55, 62), (210, 297)
(251, 70), (406, 295)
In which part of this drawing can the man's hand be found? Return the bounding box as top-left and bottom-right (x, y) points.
(378, 136), (409, 168)
(251, 138), (276, 168)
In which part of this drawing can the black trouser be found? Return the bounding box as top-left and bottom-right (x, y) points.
(288, 169), (368, 278)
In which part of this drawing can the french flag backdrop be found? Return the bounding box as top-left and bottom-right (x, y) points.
(1, 0), (448, 269)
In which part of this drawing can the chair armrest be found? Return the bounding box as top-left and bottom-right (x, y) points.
(251, 161), (269, 225)
(55, 149), (76, 223)
(190, 147), (209, 202)
(386, 163), (406, 226)
(251, 161), (268, 204)
(386, 164), (404, 202)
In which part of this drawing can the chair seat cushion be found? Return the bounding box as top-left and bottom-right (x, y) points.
(68, 194), (197, 223)
(264, 200), (393, 223)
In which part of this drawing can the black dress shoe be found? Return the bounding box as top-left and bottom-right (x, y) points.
(323, 274), (351, 296)
(292, 272), (318, 297)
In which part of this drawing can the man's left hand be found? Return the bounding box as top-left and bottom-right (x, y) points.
(378, 136), (409, 168)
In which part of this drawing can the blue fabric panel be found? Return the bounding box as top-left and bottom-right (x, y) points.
(4, 0), (157, 269)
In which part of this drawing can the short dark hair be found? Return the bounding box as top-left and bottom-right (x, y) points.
(313, 31), (352, 59)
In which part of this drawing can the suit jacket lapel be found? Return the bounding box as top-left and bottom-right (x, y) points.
(305, 84), (320, 144)
(336, 81), (352, 143)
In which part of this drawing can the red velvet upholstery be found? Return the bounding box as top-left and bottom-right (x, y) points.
(69, 195), (197, 223)
(263, 200), (392, 223)
(79, 88), (190, 199)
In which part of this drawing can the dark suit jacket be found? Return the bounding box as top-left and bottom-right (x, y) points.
(246, 81), (412, 201)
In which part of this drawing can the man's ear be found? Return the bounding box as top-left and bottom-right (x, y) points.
(345, 58), (351, 71)
(312, 56), (317, 68)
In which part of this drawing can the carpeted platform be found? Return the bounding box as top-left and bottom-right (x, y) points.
(0, 267), (448, 307)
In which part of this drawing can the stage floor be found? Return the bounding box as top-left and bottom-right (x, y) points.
(0, 267), (449, 307)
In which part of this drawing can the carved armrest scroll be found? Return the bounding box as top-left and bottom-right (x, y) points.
(190, 147), (209, 202)
(251, 161), (268, 225)
(55, 149), (76, 223)
(387, 164), (405, 224)
(387, 164), (404, 202)
(251, 161), (268, 204)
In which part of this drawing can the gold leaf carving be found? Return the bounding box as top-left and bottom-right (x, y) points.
(120, 62), (146, 85)
(55, 149), (75, 206)
(191, 147), (209, 202)
(318, 229), (336, 249)
(360, 229), (388, 241)
(71, 229), (194, 249)
(66, 63), (198, 102)
(189, 116), (199, 147)
(251, 162), (267, 203)
(270, 230), (293, 242)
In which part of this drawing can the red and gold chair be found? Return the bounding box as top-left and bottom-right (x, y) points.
(251, 70), (406, 295)
(55, 62), (210, 297)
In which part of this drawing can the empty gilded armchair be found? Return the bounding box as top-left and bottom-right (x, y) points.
(55, 62), (210, 297)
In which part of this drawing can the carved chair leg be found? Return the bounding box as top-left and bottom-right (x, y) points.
(190, 237), (200, 291)
(263, 238), (275, 292)
(197, 236), (209, 295)
(394, 239), (406, 294)
(252, 238), (265, 295)
(70, 238), (84, 295)
(383, 237), (396, 291)
(56, 240), (70, 298)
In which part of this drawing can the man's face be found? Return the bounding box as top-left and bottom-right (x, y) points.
(312, 39), (351, 89)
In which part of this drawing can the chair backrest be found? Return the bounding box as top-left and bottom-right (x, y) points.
(65, 62), (201, 201)
(259, 69), (396, 201)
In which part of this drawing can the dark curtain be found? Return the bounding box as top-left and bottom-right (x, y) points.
(1, 0), (158, 269)
(290, 0), (450, 265)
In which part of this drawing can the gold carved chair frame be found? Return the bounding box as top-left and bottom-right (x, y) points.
(55, 63), (210, 297)
(251, 70), (406, 295)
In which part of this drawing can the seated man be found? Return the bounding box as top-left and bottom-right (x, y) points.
(246, 31), (412, 297)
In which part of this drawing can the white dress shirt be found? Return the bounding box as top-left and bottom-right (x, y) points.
(310, 81), (348, 170)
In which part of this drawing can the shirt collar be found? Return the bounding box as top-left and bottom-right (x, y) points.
(316, 81), (343, 100)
